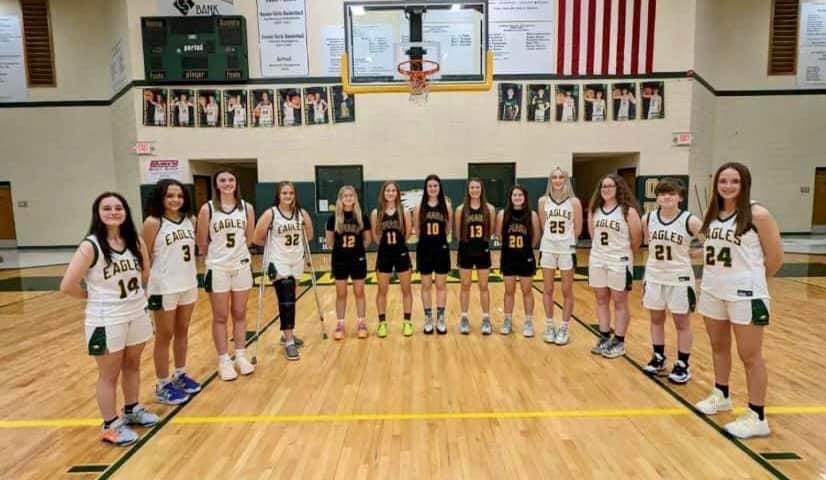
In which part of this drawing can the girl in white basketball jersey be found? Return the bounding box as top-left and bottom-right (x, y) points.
(60, 193), (159, 446)
(694, 162), (783, 439)
(141, 179), (200, 406)
(641, 179), (702, 384)
(538, 167), (583, 345)
(196, 170), (256, 381)
(253, 181), (313, 361)
(588, 174), (642, 358)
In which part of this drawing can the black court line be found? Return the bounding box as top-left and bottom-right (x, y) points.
(68, 464), (108, 473)
(531, 284), (791, 480)
(0, 290), (54, 309)
(760, 452), (802, 461)
(96, 286), (311, 480)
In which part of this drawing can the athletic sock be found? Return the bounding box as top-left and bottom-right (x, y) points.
(482, 313), (490, 321)
(424, 308), (432, 318)
(219, 353), (231, 363)
(103, 417), (118, 428)
(158, 376), (172, 387)
(525, 315), (533, 323)
(599, 330), (611, 340)
(403, 313), (411, 321)
(748, 403), (765, 420)
(504, 313), (513, 321)
(235, 348), (246, 358)
(715, 383), (730, 398)
(614, 335), (625, 343)
(378, 314), (386, 323)
(677, 351), (690, 365)
(461, 312), (468, 319)
(653, 344), (665, 356)
(437, 307), (445, 317)
(124, 403), (137, 414)
(174, 367), (186, 377)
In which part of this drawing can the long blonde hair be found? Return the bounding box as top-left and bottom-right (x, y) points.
(545, 166), (575, 201)
(377, 180), (405, 236)
(334, 185), (363, 233)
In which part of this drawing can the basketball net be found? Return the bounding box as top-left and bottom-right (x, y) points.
(397, 59), (440, 105)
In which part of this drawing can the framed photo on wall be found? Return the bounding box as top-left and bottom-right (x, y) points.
(277, 88), (303, 127)
(251, 89), (275, 127)
(583, 84), (608, 122)
(142, 88), (168, 127)
(223, 90), (248, 128)
(331, 86), (355, 123)
(196, 90), (221, 128)
(555, 84), (579, 122)
(611, 82), (637, 121)
(527, 84), (551, 123)
(304, 87), (330, 125)
(170, 89), (195, 127)
(498, 83), (522, 121)
(641, 81), (665, 120)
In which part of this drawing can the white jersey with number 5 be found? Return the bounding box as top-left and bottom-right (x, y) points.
(644, 209), (695, 286)
(540, 196), (575, 254)
(590, 205), (632, 270)
(266, 207), (305, 266)
(206, 200), (250, 271)
(84, 235), (146, 324)
(701, 211), (768, 301)
(148, 216), (198, 295)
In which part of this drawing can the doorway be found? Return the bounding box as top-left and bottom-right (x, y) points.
(0, 182), (17, 248)
(813, 168), (826, 233)
(189, 159), (258, 208)
(468, 162), (516, 209)
(572, 153), (640, 238)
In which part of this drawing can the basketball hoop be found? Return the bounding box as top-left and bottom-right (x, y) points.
(397, 59), (440, 105)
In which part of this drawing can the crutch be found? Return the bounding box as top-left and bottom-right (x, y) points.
(302, 227), (328, 339)
(252, 228), (271, 364)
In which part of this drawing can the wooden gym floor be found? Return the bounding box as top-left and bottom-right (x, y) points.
(0, 251), (824, 479)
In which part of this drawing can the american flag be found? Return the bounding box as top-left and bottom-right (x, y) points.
(553, 0), (657, 75)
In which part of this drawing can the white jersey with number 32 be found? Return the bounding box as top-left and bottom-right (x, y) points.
(266, 207), (305, 266)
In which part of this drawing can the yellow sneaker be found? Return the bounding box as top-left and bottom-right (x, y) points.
(377, 321), (388, 338)
(402, 320), (414, 337)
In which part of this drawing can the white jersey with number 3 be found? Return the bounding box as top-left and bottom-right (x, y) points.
(148, 216), (198, 295)
(206, 200), (250, 271)
(644, 209), (695, 286)
(590, 205), (632, 270)
(84, 235), (146, 324)
(701, 211), (769, 301)
(540, 196), (576, 254)
(266, 207), (305, 266)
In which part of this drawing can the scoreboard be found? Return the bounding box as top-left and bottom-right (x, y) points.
(141, 16), (248, 82)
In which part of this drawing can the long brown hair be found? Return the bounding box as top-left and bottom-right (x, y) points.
(460, 177), (492, 241)
(273, 180), (302, 212)
(701, 162), (753, 237)
(503, 185), (533, 241)
(88, 192), (143, 270)
(418, 174), (449, 227)
(377, 180), (405, 236)
(589, 173), (638, 219)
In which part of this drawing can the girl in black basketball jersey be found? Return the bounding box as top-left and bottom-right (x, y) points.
(455, 178), (496, 335)
(326, 185), (372, 340)
(414, 174), (452, 334)
(496, 185), (541, 336)
(371, 181), (414, 337)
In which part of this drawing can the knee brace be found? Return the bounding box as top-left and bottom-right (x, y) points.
(274, 277), (297, 330)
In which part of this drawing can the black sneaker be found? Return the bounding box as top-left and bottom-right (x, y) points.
(642, 353), (666, 376)
(668, 360), (691, 384)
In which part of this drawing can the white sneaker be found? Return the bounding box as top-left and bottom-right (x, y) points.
(218, 359), (238, 381)
(543, 320), (556, 343)
(522, 319), (535, 338)
(554, 322), (570, 345)
(724, 410), (770, 439)
(235, 354), (255, 375)
(695, 388), (733, 415)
